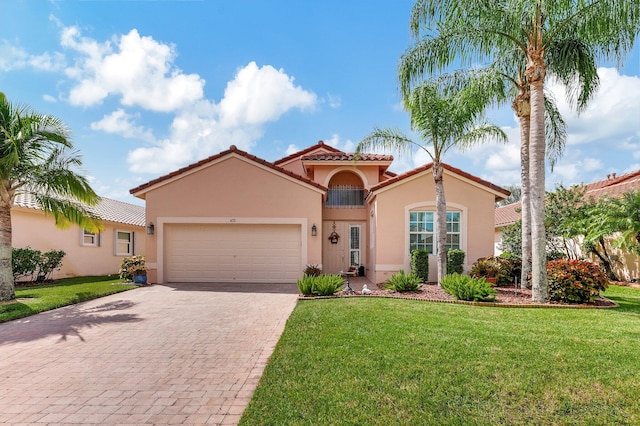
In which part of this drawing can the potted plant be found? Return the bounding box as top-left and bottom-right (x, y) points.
(470, 257), (501, 285)
(120, 255), (148, 285)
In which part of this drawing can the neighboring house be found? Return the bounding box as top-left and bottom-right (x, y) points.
(494, 170), (640, 281)
(11, 193), (146, 279)
(130, 141), (509, 285)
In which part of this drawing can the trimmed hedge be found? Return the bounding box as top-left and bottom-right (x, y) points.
(411, 250), (429, 282)
(446, 249), (465, 274)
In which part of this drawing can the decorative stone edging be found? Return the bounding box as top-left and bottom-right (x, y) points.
(297, 293), (619, 309)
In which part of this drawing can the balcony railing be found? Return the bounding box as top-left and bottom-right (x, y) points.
(325, 185), (366, 208)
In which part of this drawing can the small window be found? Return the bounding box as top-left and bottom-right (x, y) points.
(116, 231), (134, 256)
(82, 230), (98, 247)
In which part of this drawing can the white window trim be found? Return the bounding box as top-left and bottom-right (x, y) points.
(115, 230), (134, 256)
(81, 229), (99, 247)
(403, 202), (468, 272)
(349, 224), (361, 267)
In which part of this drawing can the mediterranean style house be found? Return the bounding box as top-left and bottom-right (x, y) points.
(11, 193), (145, 280)
(495, 170), (640, 281)
(131, 141), (509, 285)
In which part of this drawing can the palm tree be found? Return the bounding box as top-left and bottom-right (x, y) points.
(0, 93), (101, 301)
(400, 0), (639, 301)
(356, 80), (507, 283)
(434, 63), (568, 289)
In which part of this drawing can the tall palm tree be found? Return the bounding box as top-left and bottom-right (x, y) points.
(356, 80), (507, 283)
(432, 55), (569, 290)
(400, 0), (639, 301)
(0, 93), (101, 301)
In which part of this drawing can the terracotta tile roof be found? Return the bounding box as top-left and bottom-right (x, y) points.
(13, 193), (145, 227)
(301, 153), (394, 162)
(130, 145), (327, 196)
(495, 202), (521, 227)
(369, 162), (511, 199)
(583, 170), (640, 200)
(273, 140), (344, 165)
(493, 170), (640, 227)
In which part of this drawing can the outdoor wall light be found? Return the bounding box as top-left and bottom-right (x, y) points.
(146, 222), (155, 235)
(311, 224), (317, 236)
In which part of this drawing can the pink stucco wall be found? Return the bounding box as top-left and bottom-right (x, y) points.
(369, 169), (498, 284)
(11, 207), (145, 279)
(139, 154), (324, 283)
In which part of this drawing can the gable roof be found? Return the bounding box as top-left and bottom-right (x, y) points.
(369, 162), (511, 200)
(495, 201), (521, 227)
(273, 140), (343, 166)
(494, 170), (640, 228)
(13, 193), (145, 227)
(130, 145), (327, 197)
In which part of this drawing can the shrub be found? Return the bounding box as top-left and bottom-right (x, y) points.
(547, 259), (608, 303)
(303, 264), (322, 276)
(37, 250), (66, 282)
(313, 274), (345, 296)
(297, 274), (315, 296)
(471, 256), (520, 286)
(119, 255), (146, 281)
(410, 250), (429, 282)
(297, 274), (344, 296)
(446, 249), (465, 274)
(440, 273), (497, 302)
(12, 247), (65, 282)
(12, 247), (41, 282)
(470, 257), (501, 279)
(385, 270), (422, 292)
(546, 251), (566, 261)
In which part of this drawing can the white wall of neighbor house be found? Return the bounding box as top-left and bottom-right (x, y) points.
(11, 207), (145, 280)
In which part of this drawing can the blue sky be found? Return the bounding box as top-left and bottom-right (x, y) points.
(1, 1), (638, 206)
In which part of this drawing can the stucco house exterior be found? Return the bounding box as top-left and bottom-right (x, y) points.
(131, 141), (509, 285)
(11, 193), (145, 279)
(494, 170), (640, 281)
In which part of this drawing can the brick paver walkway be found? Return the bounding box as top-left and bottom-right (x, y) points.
(0, 283), (298, 425)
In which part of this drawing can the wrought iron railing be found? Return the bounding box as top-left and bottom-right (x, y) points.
(325, 185), (366, 208)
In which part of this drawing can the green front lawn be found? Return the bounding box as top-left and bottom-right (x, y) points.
(241, 285), (640, 425)
(0, 275), (136, 323)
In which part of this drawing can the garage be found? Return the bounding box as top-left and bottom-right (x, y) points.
(164, 223), (302, 283)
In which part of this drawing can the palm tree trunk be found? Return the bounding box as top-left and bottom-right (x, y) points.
(527, 53), (548, 302)
(433, 161), (447, 284)
(0, 201), (15, 301)
(519, 117), (532, 289)
(514, 86), (532, 290)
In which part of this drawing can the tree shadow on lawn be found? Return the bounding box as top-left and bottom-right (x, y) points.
(0, 300), (142, 345)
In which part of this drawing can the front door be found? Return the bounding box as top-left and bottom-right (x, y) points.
(323, 221), (363, 274)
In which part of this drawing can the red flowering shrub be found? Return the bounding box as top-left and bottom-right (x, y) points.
(546, 259), (608, 303)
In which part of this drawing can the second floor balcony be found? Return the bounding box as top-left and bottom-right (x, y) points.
(325, 185), (366, 208)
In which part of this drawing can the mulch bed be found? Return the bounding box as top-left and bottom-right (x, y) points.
(325, 283), (619, 309)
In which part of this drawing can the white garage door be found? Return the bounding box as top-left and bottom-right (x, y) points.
(165, 223), (302, 283)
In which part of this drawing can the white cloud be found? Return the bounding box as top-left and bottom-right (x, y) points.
(61, 26), (204, 111)
(43, 94), (57, 103)
(127, 63), (318, 173)
(218, 62), (316, 126)
(91, 109), (155, 142)
(324, 134), (355, 153)
(0, 39), (65, 72)
(285, 144), (300, 156)
(547, 68), (640, 147)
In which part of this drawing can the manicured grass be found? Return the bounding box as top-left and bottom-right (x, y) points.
(0, 275), (136, 323)
(240, 285), (640, 425)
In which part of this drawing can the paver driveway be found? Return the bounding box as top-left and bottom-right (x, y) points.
(0, 283), (298, 425)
